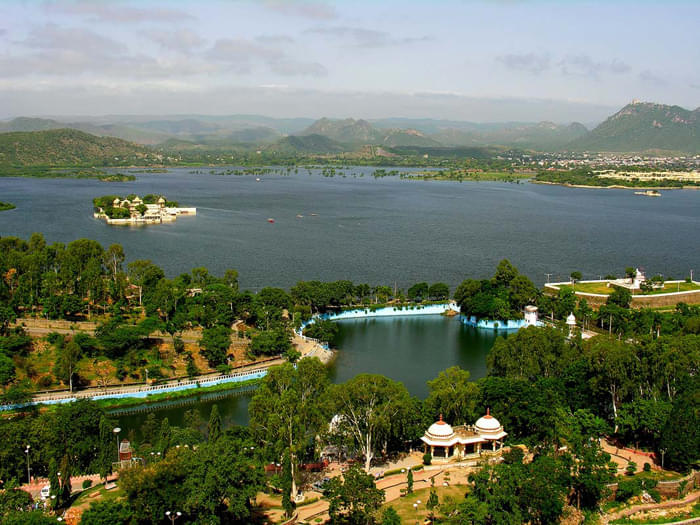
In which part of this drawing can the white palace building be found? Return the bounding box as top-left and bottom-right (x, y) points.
(421, 410), (507, 462)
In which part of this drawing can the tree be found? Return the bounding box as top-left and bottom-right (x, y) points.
(53, 340), (81, 392)
(199, 325), (231, 367)
(586, 337), (637, 424)
(608, 287), (632, 309)
(103, 244), (124, 283)
(407, 282), (429, 301)
(428, 282), (450, 301)
(407, 468), (413, 494)
(81, 501), (133, 525)
(488, 326), (571, 381)
(380, 507), (401, 525)
(249, 359), (329, 506)
(329, 374), (413, 472)
(208, 404), (222, 443)
(659, 380), (699, 472)
(97, 415), (113, 481)
(570, 271), (582, 284)
(326, 465), (384, 525)
(427, 486), (439, 519)
(425, 366), (478, 424)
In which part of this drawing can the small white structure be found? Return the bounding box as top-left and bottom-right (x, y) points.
(566, 312), (577, 338)
(610, 268), (646, 291)
(524, 305), (538, 326)
(420, 411), (507, 462)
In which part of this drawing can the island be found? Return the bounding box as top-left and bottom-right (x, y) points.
(0, 201), (16, 211)
(93, 194), (196, 225)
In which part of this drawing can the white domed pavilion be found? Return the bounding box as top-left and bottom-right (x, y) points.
(420, 410), (508, 462)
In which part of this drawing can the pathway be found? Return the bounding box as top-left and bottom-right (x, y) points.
(603, 490), (700, 524)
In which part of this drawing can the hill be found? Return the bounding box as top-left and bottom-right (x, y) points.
(0, 128), (154, 167)
(298, 118), (441, 148)
(567, 102), (700, 153)
(270, 134), (346, 154)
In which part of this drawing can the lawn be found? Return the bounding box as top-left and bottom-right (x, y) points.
(381, 485), (467, 523)
(557, 281), (700, 296)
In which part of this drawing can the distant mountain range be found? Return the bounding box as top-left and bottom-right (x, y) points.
(1, 101), (697, 154)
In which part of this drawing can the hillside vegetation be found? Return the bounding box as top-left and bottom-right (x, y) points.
(568, 102), (700, 153)
(0, 128), (155, 167)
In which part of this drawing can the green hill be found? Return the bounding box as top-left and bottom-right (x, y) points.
(567, 102), (700, 153)
(0, 128), (154, 167)
(270, 134), (346, 154)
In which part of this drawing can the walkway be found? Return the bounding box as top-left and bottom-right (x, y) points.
(603, 490), (700, 524)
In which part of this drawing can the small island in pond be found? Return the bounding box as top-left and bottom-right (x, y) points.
(93, 194), (196, 225)
(0, 201), (16, 211)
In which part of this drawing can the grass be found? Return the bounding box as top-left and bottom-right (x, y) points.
(557, 281), (700, 296)
(70, 482), (125, 509)
(381, 485), (466, 523)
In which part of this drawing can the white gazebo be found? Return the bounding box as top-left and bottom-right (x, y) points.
(420, 410), (507, 463)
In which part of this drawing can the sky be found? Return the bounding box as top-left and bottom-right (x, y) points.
(0, 0), (698, 123)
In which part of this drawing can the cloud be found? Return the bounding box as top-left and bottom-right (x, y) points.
(497, 53), (550, 74)
(558, 55), (630, 77)
(262, 0), (337, 20)
(150, 30), (206, 54)
(207, 38), (326, 76)
(255, 34), (296, 45)
(638, 70), (667, 86)
(23, 24), (125, 54)
(45, 1), (194, 23)
(305, 26), (433, 48)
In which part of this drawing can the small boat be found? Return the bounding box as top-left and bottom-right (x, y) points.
(634, 190), (661, 197)
(310, 213), (318, 216)
(296, 214), (303, 218)
(267, 218), (275, 223)
(256, 178), (261, 182)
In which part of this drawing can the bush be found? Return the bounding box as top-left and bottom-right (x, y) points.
(37, 374), (53, 388)
(173, 336), (185, 354)
(46, 332), (64, 345)
(82, 479), (93, 489)
(216, 364), (232, 374)
(643, 462), (651, 472)
(186, 356), (199, 378)
(647, 488), (661, 503)
(625, 461), (637, 476)
(423, 452), (432, 465)
(616, 479), (642, 502)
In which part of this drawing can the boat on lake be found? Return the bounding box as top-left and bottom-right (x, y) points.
(267, 218), (275, 223)
(634, 190), (661, 197)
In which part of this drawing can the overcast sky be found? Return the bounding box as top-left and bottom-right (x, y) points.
(0, 0), (698, 123)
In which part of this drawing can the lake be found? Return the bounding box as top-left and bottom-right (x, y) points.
(1, 167), (698, 432)
(1, 167), (698, 291)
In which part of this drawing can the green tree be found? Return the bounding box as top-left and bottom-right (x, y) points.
(380, 507), (401, 525)
(208, 404), (222, 443)
(199, 325), (231, 367)
(428, 282), (450, 301)
(249, 359), (329, 506)
(53, 340), (81, 392)
(80, 501), (133, 525)
(326, 465), (385, 525)
(425, 366), (479, 424)
(406, 468), (413, 494)
(488, 326), (570, 381)
(329, 374), (413, 472)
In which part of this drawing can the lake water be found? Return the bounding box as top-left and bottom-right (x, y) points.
(1, 167), (698, 432)
(1, 167), (698, 291)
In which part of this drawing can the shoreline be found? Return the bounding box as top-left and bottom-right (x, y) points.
(531, 180), (699, 190)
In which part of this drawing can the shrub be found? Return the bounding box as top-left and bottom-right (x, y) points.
(82, 479), (93, 489)
(216, 364), (232, 374)
(648, 488), (661, 503)
(173, 337), (185, 354)
(423, 452), (432, 465)
(186, 356), (199, 378)
(37, 374), (53, 388)
(616, 479), (642, 502)
(625, 461), (637, 476)
(643, 462), (651, 472)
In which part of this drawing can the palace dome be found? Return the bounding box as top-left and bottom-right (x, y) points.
(566, 313), (576, 325)
(475, 409), (502, 433)
(426, 415), (454, 440)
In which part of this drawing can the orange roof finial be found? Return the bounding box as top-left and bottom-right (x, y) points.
(437, 413), (445, 425)
(484, 407), (493, 419)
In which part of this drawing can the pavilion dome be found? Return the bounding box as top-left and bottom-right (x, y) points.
(566, 313), (576, 325)
(112, 198), (121, 205)
(426, 415), (454, 440)
(475, 409), (502, 434)
(157, 196), (166, 204)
